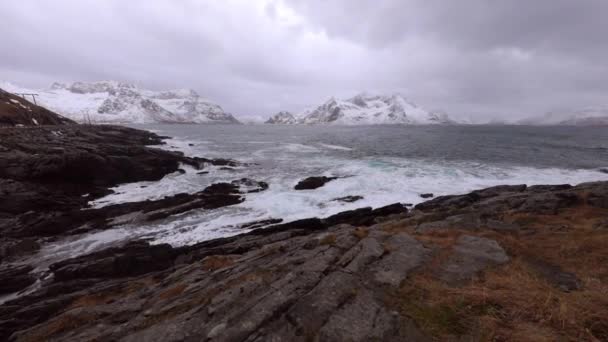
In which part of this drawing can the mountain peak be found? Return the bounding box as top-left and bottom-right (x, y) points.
(267, 93), (456, 125)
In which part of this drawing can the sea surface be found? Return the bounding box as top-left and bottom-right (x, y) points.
(37, 124), (608, 265)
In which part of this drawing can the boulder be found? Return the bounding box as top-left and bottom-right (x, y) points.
(294, 176), (338, 190)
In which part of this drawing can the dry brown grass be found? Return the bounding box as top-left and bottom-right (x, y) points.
(352, 227), (369, 239)
(391, 204), (608, 341)
(202, 255), (235, 271)
(159, 284), (188, 300)
(21, 312), (99, 342)
(319, 233), (337, 246)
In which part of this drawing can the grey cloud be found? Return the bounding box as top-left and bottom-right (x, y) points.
(0, 0), (607, 120)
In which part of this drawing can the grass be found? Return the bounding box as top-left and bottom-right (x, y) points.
(319, 233), (337, 246)
(386, 203), (608, 341)
(202, 255), (235, 271)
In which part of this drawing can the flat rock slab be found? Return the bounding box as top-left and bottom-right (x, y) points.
(439, 235), (510, 285)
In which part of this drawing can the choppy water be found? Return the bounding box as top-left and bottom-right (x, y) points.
(37, 124), (608, 264)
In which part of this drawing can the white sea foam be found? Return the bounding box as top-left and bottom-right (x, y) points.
(318, 143), (353, 151)
(47, 129), (608, 256)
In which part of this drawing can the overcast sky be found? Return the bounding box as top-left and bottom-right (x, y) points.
(1, 0), (607, 121)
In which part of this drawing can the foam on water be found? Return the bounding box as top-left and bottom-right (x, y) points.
(36, 127), (608, 259)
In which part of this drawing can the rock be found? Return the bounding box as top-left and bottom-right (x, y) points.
(49, 242), (176, 281)
(371, 203), (408, 217)
(231, 178), (269, 193)
(525, 258), (581, 292)
(332, 195), (364, 203)
(0, 238), (40, 261)
(294, 176), (338, 190)
(599, 168), (608, 174)
(420, 193), (434, 199)
(416, 213), (483, 233)
(0, 265), (35, 294)
(439, 235), (509, 285)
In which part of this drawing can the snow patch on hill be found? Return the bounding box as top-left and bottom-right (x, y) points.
(266, 93), (457, 125)
(0, 81), (240, 124)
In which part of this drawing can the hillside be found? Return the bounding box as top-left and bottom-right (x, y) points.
(520, 106), (608, 126)
(0, 88), (74, 126)
(0, 81), (240, 124)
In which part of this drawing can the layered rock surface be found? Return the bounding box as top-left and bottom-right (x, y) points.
(1, 181), (607, 341)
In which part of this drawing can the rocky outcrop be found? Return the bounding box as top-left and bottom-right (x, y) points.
(265, 111), (297, 124)
(0, 88), (74, 126)
(294, 176), (338, 190)
(0, 125), (258, 262)
(1, 182), (607, 341)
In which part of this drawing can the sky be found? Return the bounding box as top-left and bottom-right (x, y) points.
(1, 0), (607, 121)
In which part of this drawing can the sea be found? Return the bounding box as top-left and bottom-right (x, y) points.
(36, 124), (608, 265)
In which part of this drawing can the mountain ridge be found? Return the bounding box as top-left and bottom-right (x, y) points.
(0, 81), (240, 124)
(266, 93), (458, 125)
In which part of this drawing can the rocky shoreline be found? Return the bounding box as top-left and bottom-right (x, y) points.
(1, 125), (607, 341)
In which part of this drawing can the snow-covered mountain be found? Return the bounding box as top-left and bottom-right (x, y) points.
(265, 111), (298, 124)
(520, 106), (608, 126)
(266, 93), (456, 125)
(0, 81), (240, 124)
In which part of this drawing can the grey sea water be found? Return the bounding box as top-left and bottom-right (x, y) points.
(36, 124), (608, 265)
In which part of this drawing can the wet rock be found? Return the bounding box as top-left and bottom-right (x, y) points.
(439, 235), (509, 285)
(0, 265), (35, 294)
(49, 242), (176, 281)
(325, 208), (376, 228)
(294, 176), (338, 190)
(420, 193), (434, 199)
(231, 178), (269, 193)
(371, 203), (408, 217)
(332, 195), (364, 203)
(0, 238), (40, 261)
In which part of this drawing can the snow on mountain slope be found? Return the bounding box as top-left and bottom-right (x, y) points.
(520, 106), (608, 126)
(266, 93), (456, 125)
(265, 111), (297, 124)
(0, 81), (240, 124)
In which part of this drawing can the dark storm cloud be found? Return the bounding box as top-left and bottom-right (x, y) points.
(1, 0), (607, 120)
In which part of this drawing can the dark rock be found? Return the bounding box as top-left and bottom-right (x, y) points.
(527, 184), (572, 192)
(176, 168), (186, 174)
(332, 195), (364, 203)
(231, 178), (269, 193)
(237, 218), (283, 230)
(415, 192), (481, 211)
(0, 238), (40, 261)
(0, 89), (75, 126)
(49, 242), (176, 281)
(0, 265), (35, 294)
(472, 184), (527, 198)
(371, 203), (408, 217)
(420, 193), (434, 199)
(439, 235), (509, 285)
(525, 258), (581, 292)
(324, 207), (374, 226)
(294, 176), (338, 190)
(599, 168), (608, 174)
